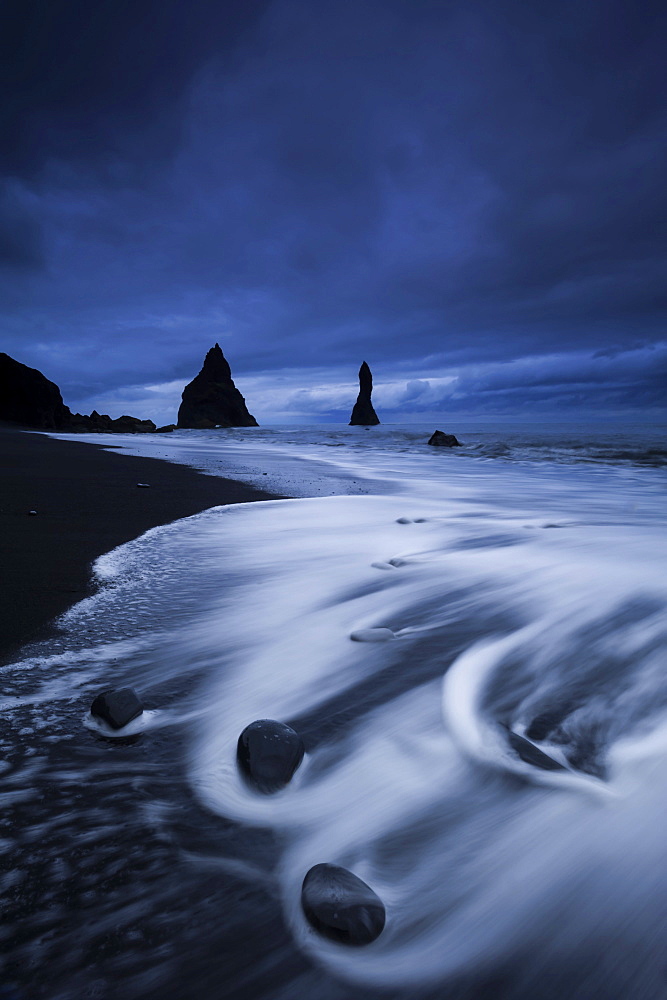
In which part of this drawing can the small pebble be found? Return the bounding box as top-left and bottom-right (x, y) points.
(136, 483), (151, 488)
(396, 517), (412, 524)
(28, 510), (37, 516)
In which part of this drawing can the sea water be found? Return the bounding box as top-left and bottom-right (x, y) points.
(1, 423), (666, 1000)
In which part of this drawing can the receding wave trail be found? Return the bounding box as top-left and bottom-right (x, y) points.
(182, 490), (667, 995)
(3, 436), (667, 999)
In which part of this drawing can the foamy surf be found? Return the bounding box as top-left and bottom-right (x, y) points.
(3, 427), (666, 999)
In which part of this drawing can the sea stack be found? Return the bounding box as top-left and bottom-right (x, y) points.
(349, 361), (380, 426)
(177, 343), (258, 429)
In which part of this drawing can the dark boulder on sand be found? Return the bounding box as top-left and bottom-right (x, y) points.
(177, 343), (258, 429)
(0, 352), (71, 429)
(91, 688), (144, 729)
(301, 863), (386, 945)
(349, 362), (380, 426)
(237, 719), (304, 793)
(428, 430), (461, 447)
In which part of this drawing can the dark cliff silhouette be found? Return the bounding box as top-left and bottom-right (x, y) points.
(349, 361), (380, 426)
(0, 353), (156, 432)
(177, 343), (258, 429)
(0, 353), (71, 429)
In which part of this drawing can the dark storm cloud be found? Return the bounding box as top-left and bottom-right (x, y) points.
(0, 0), (270, 176)
(0, 0), (665, 417)
(0, 182), (43, 267)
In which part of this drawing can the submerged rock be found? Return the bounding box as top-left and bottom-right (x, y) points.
(524, 698), (587, 742)
(177, 343), (258, 429)
(350, 628), (395, 642)
(427, 430), (461, 447)
(566, 737), (607, 779)
(301, 863), (386, 945)
(91, 688), (144, 730)
(507, 730), (566, 771)
(349, 362), (380, 426)
(237, 719), (304, 793)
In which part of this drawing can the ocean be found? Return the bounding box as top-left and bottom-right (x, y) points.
(2, 422), (666, 999)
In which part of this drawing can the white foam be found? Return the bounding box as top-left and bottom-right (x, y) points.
(25, 427), (667, 994)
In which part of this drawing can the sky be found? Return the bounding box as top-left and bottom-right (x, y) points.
(1, 0), (665, 425)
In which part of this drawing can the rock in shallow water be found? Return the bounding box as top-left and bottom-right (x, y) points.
(237, 719), (305, 793)
(301, 863), (386, 945)
(427, 429), (461, 447)
(507, 730), (566, 771)
(90, 688), (143, 730)
(350, 628), (395, 642)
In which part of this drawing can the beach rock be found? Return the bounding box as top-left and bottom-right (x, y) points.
(525, 709), (569, 742)
(349, 362), (380, 426)
(237, 719), (304, 793)
(427, 430), (461, 447)
(136, 483), (150, 488)
(301, 863), (386, 945)
(66, 410), (113, 432)
(109, 415), (157, 433)
(350, 628), (395, 642)
(507, 730), (566, 771)
(28, 510), (37, 515)
(0, 352), (72, 429)
(566, 736), (607, 779)
(91, 688), (144, 730)
(177, 343), (258, 429)
(156, 424), (177, 433)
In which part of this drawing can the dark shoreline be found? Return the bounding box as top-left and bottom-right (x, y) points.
(0, 426), (282, 664)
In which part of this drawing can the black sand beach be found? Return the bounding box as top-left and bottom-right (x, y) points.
(0, 426), (280, 664)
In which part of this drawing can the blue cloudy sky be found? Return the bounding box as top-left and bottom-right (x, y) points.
(1, 0), (665, 424)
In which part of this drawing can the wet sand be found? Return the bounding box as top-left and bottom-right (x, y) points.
(0, 426), (281, 663)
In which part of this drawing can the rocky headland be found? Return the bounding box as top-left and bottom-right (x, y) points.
(0, 352), (157, 433)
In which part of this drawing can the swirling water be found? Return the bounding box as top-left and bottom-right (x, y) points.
(2, 423), (666, 999)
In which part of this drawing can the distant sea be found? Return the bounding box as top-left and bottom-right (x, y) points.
(2, 421), (666, 999)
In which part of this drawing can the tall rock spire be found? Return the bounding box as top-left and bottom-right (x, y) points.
(349, 361), (380, 426)
(177, 343), (258, 429)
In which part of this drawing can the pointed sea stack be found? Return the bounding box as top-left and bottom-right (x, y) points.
(349, 361), (380, 426)
(177, 343), (258, 429)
